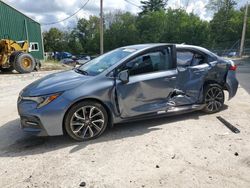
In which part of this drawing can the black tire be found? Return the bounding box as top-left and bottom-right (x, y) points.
(202, 84), (225, 114)
(13, 53), (35, 73)
(9, 51), (22, 63)
(65, 101), (108, 141)
(0, 66), (14, 72)
(34, 59), (41, 71)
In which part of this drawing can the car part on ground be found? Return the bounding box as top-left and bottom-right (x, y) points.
(0, 39), (38, 73)
(17, 43), (239, 141)
(216, 116), (240, 133)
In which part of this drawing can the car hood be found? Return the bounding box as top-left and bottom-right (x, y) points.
(22, 70), (91, 96)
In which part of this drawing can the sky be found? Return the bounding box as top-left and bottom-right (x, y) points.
(2, 0), (248, 30)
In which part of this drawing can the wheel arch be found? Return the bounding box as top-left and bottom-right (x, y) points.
(203, 80), (224, 90)
(62, 97), (114, 135)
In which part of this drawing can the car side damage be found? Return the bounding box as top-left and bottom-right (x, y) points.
(165, 48), (238, 110)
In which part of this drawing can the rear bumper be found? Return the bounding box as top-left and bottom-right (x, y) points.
(225, 70), (239, 100)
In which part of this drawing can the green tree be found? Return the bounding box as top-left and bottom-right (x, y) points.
(209, 0), (242, 49)
(161, 9), (210, 46)
(43, 28), (67, 52)
(206, 0), (236, 12)
(66, 30), (84, 54)
(76, 16), (100, 54)
(136, 10), (167, 42)
(139, 0), (168, 15)
(105, 12), (139, 51)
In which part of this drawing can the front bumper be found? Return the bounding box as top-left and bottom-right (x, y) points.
(17, 95), (72, 136)
(20, 115), (48, 136)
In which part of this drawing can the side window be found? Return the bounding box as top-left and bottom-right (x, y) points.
(177, 51), (193, 67)
(192, 53), (206, 66)
(29, 42), (39, 52)
(177, 50), (207, 67)
(125, 48), (173, 76)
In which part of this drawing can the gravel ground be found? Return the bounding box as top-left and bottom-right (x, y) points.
(0, 69), (250, 188)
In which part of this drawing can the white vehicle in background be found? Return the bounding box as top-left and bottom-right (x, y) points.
(77, 56), (91, 65)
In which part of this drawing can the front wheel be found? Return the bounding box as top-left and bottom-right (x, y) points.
(203, 84), (225, 113)
(13, 53), (35, 73)
(64, 101), (108, 141)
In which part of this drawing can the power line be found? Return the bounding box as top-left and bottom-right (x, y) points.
(41, 0), (91, 26)
(124, 0), (142, 9)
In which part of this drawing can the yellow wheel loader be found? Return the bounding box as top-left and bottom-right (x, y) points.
(0, 39), (40, 73)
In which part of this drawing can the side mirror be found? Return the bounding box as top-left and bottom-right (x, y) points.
(118, 70), (129, 84)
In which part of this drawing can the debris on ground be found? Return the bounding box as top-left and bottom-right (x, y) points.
(79, 181), (86, 187)
(171, 154), (176, 159)
(216, 116), (240, 133)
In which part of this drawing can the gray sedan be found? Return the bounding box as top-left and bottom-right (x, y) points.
(17, 44), (238, 141)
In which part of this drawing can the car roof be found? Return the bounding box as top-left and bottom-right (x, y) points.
(121, 43), (217, 57)
(121, 43), (170, 50)
(176, 44), (214, 55)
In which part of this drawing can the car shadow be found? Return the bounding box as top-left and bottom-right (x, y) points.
(0, 71), (19, 75)
(0, 106), (228, 157)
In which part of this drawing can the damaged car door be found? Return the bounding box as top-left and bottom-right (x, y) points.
(115, 46), (177, 118)
(172, 49), (212, 106)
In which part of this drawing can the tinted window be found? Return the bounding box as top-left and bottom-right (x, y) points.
(125, 48), (173, 76)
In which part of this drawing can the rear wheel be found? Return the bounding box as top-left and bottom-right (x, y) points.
(203, 84), (225, 113)
(13, 53), (35, 73)
(65, 101), (108, 141)
(34, 59), (41, 71)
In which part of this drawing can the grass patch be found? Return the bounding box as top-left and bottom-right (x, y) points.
(41, 60), (72, 71)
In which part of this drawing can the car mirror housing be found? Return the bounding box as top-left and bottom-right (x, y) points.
(118, 70), (129, 84)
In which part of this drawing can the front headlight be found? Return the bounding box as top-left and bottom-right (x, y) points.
(22, 93), (61, 108)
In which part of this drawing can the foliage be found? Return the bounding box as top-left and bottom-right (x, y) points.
(43, 0), (247, 55)
(104, 12), (140, 51)
(140, 0), (168, 15)
(206, 0), (237, 12)
(43, 28), (68, 52)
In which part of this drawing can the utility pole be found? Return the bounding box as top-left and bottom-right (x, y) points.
(239, 2), (248, 57)
(100, 0), (104, 55)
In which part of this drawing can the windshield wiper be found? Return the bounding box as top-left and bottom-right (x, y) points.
(74, 68), (88, 75)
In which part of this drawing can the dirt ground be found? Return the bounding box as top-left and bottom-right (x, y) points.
(0, 65), (250, 187)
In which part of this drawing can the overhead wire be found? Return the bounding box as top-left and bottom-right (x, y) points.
(41, 0), (91, 26)
(124, 0), (142, 9)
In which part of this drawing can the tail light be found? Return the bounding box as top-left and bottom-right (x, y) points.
(229, 65), (237, 71)
(227, 60), (237, 71)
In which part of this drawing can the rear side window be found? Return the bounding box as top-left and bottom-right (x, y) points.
(177, 51), (193, 66)
(177, 50), (207, 66)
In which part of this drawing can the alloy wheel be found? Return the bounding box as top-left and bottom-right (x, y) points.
(205, 87), (224, 112)
(70, 105), (105, 139)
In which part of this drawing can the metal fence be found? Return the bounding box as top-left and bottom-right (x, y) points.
(210, 39), (250, 57)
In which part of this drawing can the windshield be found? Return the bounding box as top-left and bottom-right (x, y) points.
(77, 48), (136, 76)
